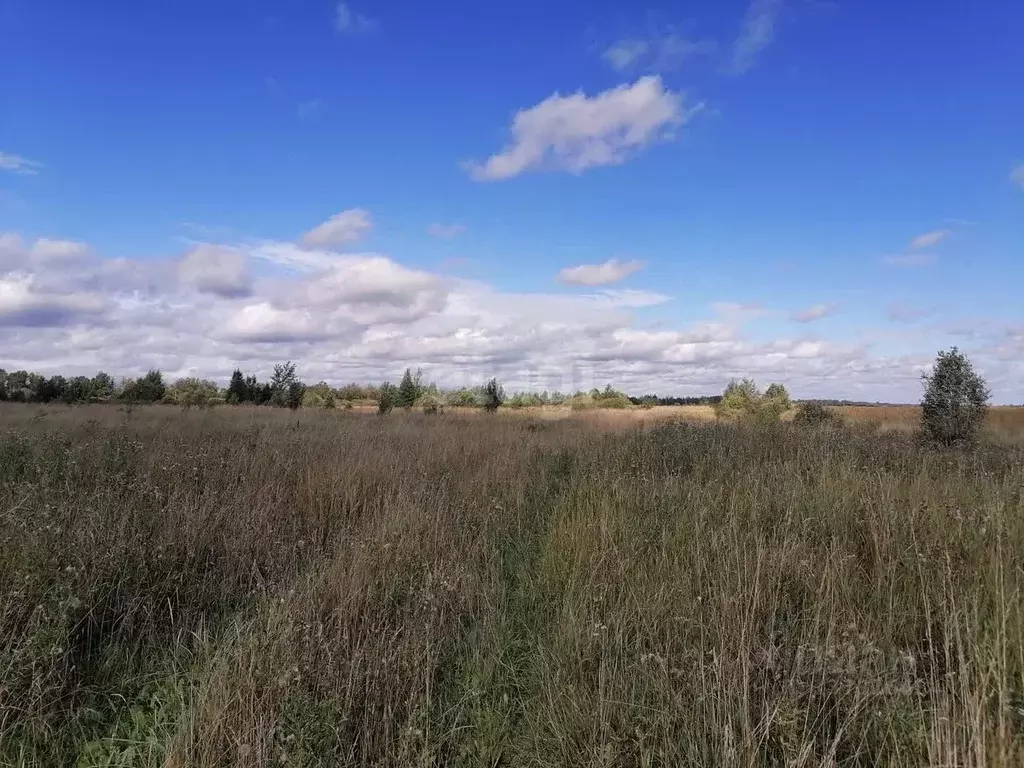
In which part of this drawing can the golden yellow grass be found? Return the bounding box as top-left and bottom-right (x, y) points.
(839, 404), (1024, 435)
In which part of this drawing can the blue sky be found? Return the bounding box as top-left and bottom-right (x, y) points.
(1, 0), (1022, 401)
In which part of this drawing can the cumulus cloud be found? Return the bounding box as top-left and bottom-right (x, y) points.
(1, 233), (91, 271)
(334, 1), (375, 34)
(221, 302), (330, 343)
(883, 253), (937, 267)
(909, 229), (950, 249)
(729, 0), (783, 75)
(792, 303), (836, 323)
(0, 151), (42, 175)
(178, 244), (253, 298)
(466, 77), (694, 181)
(427, 223), (466, 238)
(1011, 164), (1024, 188)
(0, 275), (106, 327)
(301, 208), (372, 249)
(557, 259), (644, 286)
(7, 216), (1019, 402)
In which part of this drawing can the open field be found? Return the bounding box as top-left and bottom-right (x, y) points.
(836, 406), (1024, 437)
(2, 403), (1024, 766)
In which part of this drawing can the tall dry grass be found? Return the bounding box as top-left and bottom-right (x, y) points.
(1, 403), (1023, 766)
(838, 405), (1024, 437)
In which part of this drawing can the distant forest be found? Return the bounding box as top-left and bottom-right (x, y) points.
(0, 364), (911, 409)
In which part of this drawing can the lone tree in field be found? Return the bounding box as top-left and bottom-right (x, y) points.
(762, 382), (792, 420)
(921, 347), (990, 446)
(226, 369), (247, 404)
(270, 361), (304, 409)
(377, 382), (396, 414)
(397, 368), (419, 409)
(715, 379), (791, 423)
(714, 379), (760, 421)
(482, 378), (504, 412)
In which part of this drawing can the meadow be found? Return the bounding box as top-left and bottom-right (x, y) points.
(1, 403), (1023, 766)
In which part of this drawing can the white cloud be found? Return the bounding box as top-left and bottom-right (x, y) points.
(427, 223), (467, 238)
(178, 244), (252, 298)
(909, 229), (950, 249)
(1, 233), (91, 271)
(31, 238), (91, 263)
(221, 302), (329, 343)
(603, 40), (650, 71)
(883, 253), (937, 267)
(7, 216), (1019, 402)
(792, 303), (835, 323)
(729, 0), (783, 75)
(334, 1), (375, 34)
(466, 77), (694, 181)
(603, 34), (716, 72)
(0, 152), (42, 176)
(300, 208), (372, 249)
(1011, 164), (1024, 188)
(0, 275), (106, 327)
(557, 258), (644, 286)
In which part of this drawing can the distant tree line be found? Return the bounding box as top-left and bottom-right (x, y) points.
(1, 347), (993, 445)
(629, 394), (723, 407)
(1, 363), (723, 413)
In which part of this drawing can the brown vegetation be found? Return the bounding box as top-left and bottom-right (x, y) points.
(2, 403), (1023, 766)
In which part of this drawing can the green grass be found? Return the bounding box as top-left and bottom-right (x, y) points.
(1, 404), (1023, 766)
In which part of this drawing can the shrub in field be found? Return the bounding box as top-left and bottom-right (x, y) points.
(592, 384), (632, 409)
(417, 393), (444, 415)
(165, 377), (222, 408)
(716, 379), (791, 423)
(302, 382), (336, 409)
(120, 370), (166, 404)
(764, 382), (791, 413)
(714, 379), (761, 421)
(482, 378), (504, 412)
(921, 346), (990, 446)
(595, 394), (632, 409)
(377, 382), (396, 414)
(505, 392), (544, 409)
(794, 402), (843, 428)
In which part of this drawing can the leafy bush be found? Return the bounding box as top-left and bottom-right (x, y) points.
(505, 393), (544, 409)
(921, 347), (990, 446)
(482, 378), (504, 412)
(446, 389), (480, 408)
(120, 370), (166, 404)
(714, 379), (760, 421)
(417, 394), (445, 415)
(302, 382), (336, 410)
(377, 382), (396, 415)
(165, 377), (222, 408)
(715, 379), (791, 423)
(566, 394), (596, 411)
(794, 402), (843, 428)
